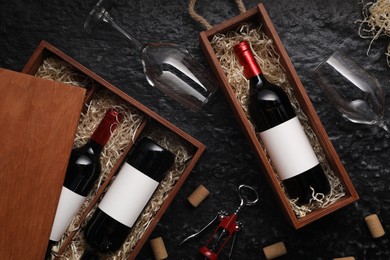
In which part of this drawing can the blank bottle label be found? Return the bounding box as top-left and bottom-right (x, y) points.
(259, 117), (319, 180)
(98, 163), (159, 228)
(49, 187), (86, 241)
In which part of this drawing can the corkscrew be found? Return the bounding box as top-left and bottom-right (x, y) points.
(179, 184), (259, 259)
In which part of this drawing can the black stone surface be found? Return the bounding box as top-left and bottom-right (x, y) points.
(1, 0), (389, 259)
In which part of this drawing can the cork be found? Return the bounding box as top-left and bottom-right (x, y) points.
(365, 214), (385, 238)
(333, 257), (355, 260)
(263, 241), (287, 259)
(187, 184), (210, 207)
(150, 237), (168, 260)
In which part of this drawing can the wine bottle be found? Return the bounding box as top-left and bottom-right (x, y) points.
(81, 137), (175, 259)
(48, 109), (122, 244)
(234, 41), (330, 204)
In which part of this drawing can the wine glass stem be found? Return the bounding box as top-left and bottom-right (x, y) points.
(101, 12), (143, 52)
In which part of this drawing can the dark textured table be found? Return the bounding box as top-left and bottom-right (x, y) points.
(1, 0), (389, 259)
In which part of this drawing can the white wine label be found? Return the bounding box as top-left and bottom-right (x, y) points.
(98, 162), (159, 228)
(259, 117), (319, 180)
(49, 187), (86, 241)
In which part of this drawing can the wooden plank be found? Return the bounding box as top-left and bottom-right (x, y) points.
(0, 68), (85, 259)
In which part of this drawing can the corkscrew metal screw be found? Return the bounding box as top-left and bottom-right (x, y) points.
(179, 184), (259, 260)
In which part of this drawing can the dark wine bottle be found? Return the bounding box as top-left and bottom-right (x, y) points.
(81, 137), (175, 259)
(234, 41), (330, 204)
(48, 109), (122, 243)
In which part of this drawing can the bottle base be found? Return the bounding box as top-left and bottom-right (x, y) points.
(282, 165), (331, 205)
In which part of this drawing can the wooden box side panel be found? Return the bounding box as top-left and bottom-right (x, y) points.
(22, 42), (48, 76)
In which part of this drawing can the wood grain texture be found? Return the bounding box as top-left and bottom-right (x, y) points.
(0, 68), (85, 259)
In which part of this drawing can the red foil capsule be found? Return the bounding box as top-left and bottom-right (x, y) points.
(91, 109), (122, 146)
(233, 41), (262, 79)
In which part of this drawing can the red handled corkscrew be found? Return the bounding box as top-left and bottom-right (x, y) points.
(180, 184), (259, 259)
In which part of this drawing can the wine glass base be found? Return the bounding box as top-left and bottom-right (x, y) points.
(84, 0), (111, 33)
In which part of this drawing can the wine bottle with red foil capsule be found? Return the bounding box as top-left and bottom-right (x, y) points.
(80, 137), (175, 260)
(234, 41), (330, 204)
(48, 109), (122, 245)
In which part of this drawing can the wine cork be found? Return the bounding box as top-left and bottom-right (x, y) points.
(365, 214), (385, 238)
(263, 241), (287, 259)
(150, 237), (168, 260)
(187, 184), (210, 207)
(333, 257), (355, 260)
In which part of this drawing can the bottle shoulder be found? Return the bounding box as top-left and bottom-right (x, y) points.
(69, 146), (100, 165)
(64, 148), (101, 195)
(126, 137), (175, 181)
(249, 81), (290, 106)
(250, 76), (287, 95)
(72, 140), (103, 157)
(248, 76), (296, 131)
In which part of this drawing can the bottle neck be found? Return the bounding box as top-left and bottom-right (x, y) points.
(249, 74), (271, 93)
(90, 109), (121, 147)
(234, 41), (263, 79)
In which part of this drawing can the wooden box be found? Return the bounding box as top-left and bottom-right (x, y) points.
(199, 4), (358, 229)
(16, 40), (205, 259)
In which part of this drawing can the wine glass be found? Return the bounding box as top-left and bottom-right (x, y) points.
(84, 0), (218, 112)
(312, 50), (389, 132)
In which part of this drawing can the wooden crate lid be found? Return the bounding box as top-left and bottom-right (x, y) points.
(0, 68), (85, 259)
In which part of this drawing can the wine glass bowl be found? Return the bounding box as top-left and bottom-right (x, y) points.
(141, 43), (217, 111)
(313, 50), (388, 132)
(84, 0), (218, 111)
